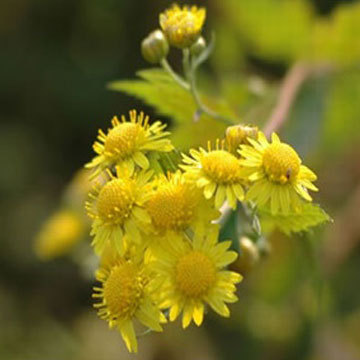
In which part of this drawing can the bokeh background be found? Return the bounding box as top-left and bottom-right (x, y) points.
(1, 0), (360, 359)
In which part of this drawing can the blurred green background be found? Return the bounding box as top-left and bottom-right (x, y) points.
(1, 0), (360, 359)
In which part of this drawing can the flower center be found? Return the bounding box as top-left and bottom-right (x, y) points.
(97, 179), (135, 224)
(103, 263), (145, 319)
(262, 143), (301, 184)
(172, 11), (196, 30)
(201, 150), (243, 184)
(104, 123), (144, 158)
(175, 251), (216, 298)
(147, 183), (197, 232)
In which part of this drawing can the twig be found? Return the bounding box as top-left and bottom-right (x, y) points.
(263, 61), (311, 137)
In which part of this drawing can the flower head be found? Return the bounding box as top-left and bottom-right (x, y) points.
(159, 4), (206, 48)
(150, 231), (242, 328)
(86, 168), (153, 255)
(239, 132), (318, 214)
(93, 252), (166, 353)
(86, 110), (173, 179)
(34, 210), (85, 260)
(146, 171), (219, 238)
(181, 140), (245, 209)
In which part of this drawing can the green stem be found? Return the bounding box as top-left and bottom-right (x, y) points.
(160, 58), (190, 91)
(182, 48), (191, 81)
(162, 48), (235, 126)
(183, 50), (234, 125)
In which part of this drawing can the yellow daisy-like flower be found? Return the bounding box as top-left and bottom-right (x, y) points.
(85, 168), (153, 255)
(34, 210), (85, 260)
(238, 132), (318, 214)
(93, 252), (166, 353)
(86, 110), (173, 179)
(180, 140), (245, 209)
(150, 231), (242, 328)
(146, 170), (220, 239)
(159, 4), (206, 48)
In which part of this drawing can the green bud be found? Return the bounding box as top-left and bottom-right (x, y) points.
(190, 36), (206, 56)
(141, 29), (169, 64)
(225, 124), (259, 154)
(230, 237), (260, 274)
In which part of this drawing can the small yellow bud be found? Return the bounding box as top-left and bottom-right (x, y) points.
(141, 29), (169, 64)
(225, 124), (258, 154)
(190, 36), (206, 56)
(230, 237), (260, 274)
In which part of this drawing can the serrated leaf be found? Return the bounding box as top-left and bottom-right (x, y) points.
(259, 203), (331, 236)
(108, 68), (237, 150)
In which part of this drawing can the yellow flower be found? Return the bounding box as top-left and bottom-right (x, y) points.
(86, 110), (173, 179)
(239, 132), (318, 214)
(150, 231), (242, 328)
(159, 4), (206, 48)
(180, 140), (245, 209)
(34, 210), (85, 260)
(146, 170), (220, 239)
(86, 168), (153, 255)
(93, 252), (166, 353)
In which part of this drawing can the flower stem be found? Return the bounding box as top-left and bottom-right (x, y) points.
(183, 49), (234, 125)
(160, 58), (190, 91)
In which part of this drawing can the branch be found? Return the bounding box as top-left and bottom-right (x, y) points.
(263, 61), (311, 137)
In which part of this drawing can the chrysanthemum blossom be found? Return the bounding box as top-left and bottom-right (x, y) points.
(86, 110), (173, 179)
(150, 232), (242, 328)
(146, 171), (220, 239)
(93, 254), (166, 353)
(159, 4), (206, 48)
(239, 132), (318, 214)
(180, 140), (246, 209)
(86, 168), (153, 255)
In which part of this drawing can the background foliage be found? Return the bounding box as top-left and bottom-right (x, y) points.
(1, 0), (360, 359)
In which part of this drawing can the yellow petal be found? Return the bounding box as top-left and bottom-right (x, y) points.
(118, 320), (137, 353)
(204, 182), (216, 199)
(215, 185), (226, 209)
(182, 304), (193, 328)
(133, 151), (150, 169)
(193, 302), (204, 326)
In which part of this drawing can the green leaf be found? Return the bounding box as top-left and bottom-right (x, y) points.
(222, 0), (313, 62)
(321, 70), (360, 156)
(309, 2), (360, 65)
(259, 203), (331, 236)
(219, 210), (240, 252)
(108, 68), (237, 150)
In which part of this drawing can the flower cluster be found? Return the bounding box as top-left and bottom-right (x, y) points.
(85, 110), (243, 352)
(34, 5), (327, 353)
(85, 110), (318, 352)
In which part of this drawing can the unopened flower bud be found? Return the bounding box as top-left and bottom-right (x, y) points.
(225, 124), (259, 154)
(159, 5), (206, 49)
(141, 29), (169, 64)
(230, 237), (260, 274)
(190, 36), (206, 56)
